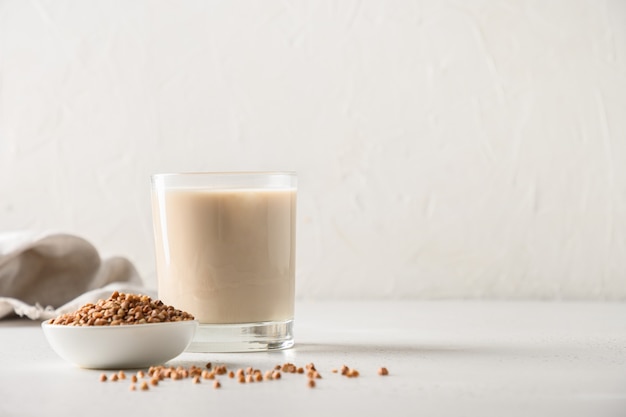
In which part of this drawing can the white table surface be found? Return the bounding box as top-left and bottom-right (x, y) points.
(1, 300), (625, 417)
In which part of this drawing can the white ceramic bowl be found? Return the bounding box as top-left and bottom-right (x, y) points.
(41, 320), (198, 369)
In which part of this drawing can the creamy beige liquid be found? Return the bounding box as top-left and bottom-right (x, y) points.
(152, 188), (296, 324)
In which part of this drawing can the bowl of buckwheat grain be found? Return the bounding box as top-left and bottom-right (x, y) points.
(41, 291), (198, 369)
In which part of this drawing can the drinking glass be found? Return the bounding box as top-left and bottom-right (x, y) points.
(151, 172), (297, 352)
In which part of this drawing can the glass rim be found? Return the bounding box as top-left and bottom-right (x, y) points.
(151, 171), (297, 190)
(151, 171), (296, 179)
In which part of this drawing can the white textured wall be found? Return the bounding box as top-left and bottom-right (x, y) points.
(1, 0), (625, 300)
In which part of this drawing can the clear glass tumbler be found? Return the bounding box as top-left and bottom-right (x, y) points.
(150, 172), (297, 352)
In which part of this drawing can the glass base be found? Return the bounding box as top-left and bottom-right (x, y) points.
(186, 319), (294, 352)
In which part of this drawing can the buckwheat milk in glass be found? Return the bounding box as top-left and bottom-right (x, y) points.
(150, 172), (296, 352)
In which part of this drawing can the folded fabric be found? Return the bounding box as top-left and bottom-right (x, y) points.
(0, 231), (155, 320)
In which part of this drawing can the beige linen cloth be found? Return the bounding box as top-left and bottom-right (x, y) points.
(0, 231), (155, 320)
